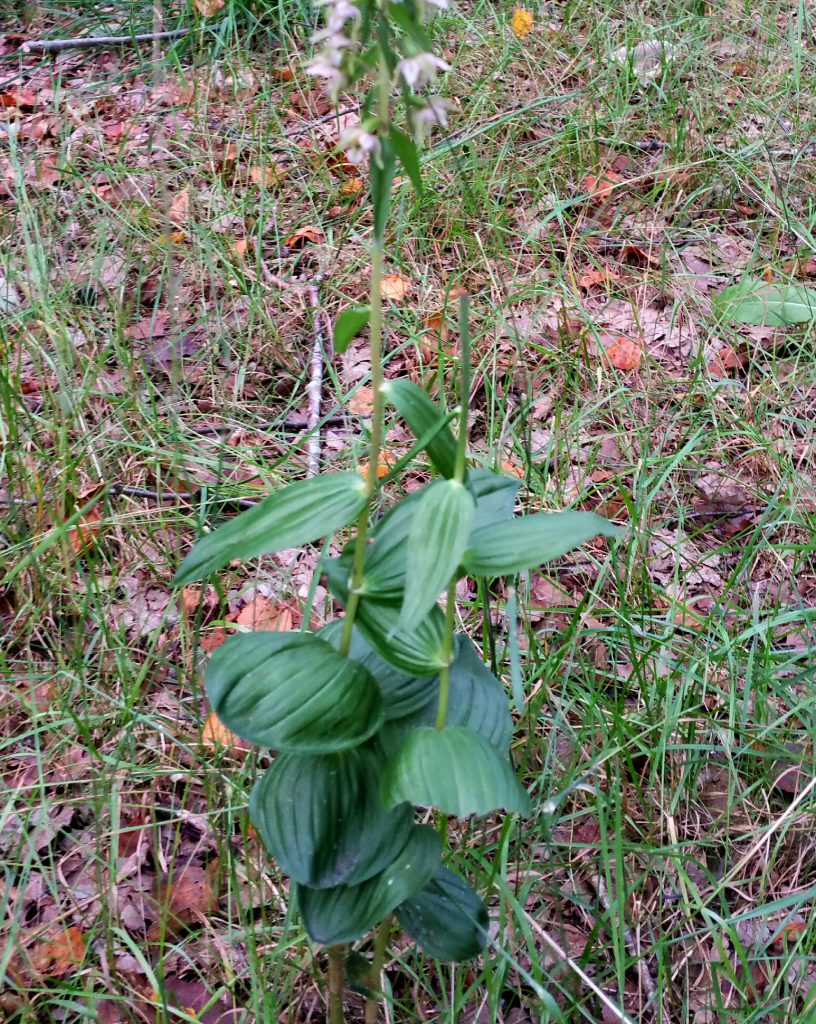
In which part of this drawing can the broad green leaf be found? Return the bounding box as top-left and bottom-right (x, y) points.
(386, 1), (434, 51)
(324, 560), (450, 675)
(297, 825), (441, 945)
(371, 137), (396, 244)
(334, 306), (371, 354)
(390, 125), (423, 195)
(175, 472), (367, 585)
(250, 743), (413, 888)
(319, 620), (435, 719)
(468, 468), (520, 532)
(380, 635), (512, 752)
(381, 726), (531, 817)
(462, 511), (623, 577)
(715, 276), (816, 326)
(396, 868), (488, 961)
(206, 632), (384, 753)
(356, 598), (449, 675)
(400, 479), (474, 631)
(383, 379), (458, 478)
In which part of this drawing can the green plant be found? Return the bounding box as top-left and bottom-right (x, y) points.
(173, 0), (623, 1018)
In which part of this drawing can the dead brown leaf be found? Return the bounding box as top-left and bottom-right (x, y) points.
(128, 314), (170, 341)
(201, 711), (251, 755)
(249, 164), (285, 188)
(284, 225), (325, 249)
(234, 595), (293, 631)
(581, 169), (621, 203)
(28, 927), (85, 978)
(604, 335), (643, 371)
(152, 862), (218, 938)
(194, 0), (225, 16)
(382, 273), (411, 302)
(67, 506), (102, 555)
(169, 190), (190, 227)
(577, 265), (620, 291)
(349, 386), (375, 416)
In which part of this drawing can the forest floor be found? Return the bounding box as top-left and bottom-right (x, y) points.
(2, 0), (816, 1021)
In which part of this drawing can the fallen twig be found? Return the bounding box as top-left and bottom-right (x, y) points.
(306, 284), (328, 478)
(20, 28), (189, 54)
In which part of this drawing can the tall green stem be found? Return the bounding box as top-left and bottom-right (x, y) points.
(435, 296), (472, 729)
(328, 945), (346, 1024)
(338, 41), (391, 659)
(364, 914), (392, 1023)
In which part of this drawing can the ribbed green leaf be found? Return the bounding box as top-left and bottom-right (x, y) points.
(371, 137), (396, 244)
(319, 620), (435, 720)
(715, 276), (816, 326)
(297, 825), (441, 945)
(400, 479), (474, 631)
(390, 125), (423, 195)
(396, 868), (488, 961)
(334, 306), (371, 355)
(175, 472), (367, 585)
(380, 635), (512, 753)
(383, 379), (458, 478)
(356, 598), (449, 675)
(462, 511), (623, 577)
(206, 632), (383, 753)
(468, 469), (520, 532)
(381, 727), (530, 817)
(249, 743), (413, 888)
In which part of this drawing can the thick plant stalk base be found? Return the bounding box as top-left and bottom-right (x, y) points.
(328, 945), (346, 1024)
(364, 915), (392, 1023)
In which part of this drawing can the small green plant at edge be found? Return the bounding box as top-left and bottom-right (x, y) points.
(174, 1), (624, 1019)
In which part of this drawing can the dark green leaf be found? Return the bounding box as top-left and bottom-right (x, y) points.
(206, 631), (384, 753)
(250, 743), (413, 888)
(400, 479), (474, 631)
(383, 378), (458, 478)
(396, 868), (488, 961)
(319, 620), (435, 719)
(334, 306), (371, 354)
(715, 276), (816, 326)
(390, 125), (423, 195)
(356, 598), (449, 675)
(371, 137), (396, 245)
(386, 1), (433, 51)
(174, 472), (367, 585)
(297, 825), (441, 945)
(462, 511), (623, 577)
(468, 468), (520, 532)
(381, 726), (530, 817)
(324, 562), (450, 676)
(380, 634), (512, 752)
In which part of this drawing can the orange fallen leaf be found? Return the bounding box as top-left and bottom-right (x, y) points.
(284, 225), (325, 248)
(501, 459), (525, 479)
(349, 386), (375, 416)
(250, 164), (285, 187)
(169, 190), (189, 227)
(382, 273), (411, 302)
(152, 862), (218, 938)
(511, 8), (534, 38)
(29, 927), (85, 978)
(194, 0), (225, 15)
(179, 584), (217, 618)
(581, 169), (621, 203)
(341, 177), (364, 196)
(201, 711), (251, 754)
(604, 335), (643, 371)
(577, 265), (620, 291)
(234, 595), (293, 631)
(708, 344), (742, 378)
(358, 455), (394, 480)
(231, 238), (249, 258)
(67, 506), (103, 555)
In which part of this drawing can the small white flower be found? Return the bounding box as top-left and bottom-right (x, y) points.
(410, 96), (451, 140)
(339, 127), (380, 165)
(396, 52), (450, 90)
(310, 29), (352, 56)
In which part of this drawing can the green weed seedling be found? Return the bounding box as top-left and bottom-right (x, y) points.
(174, 0), (622, 1018)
